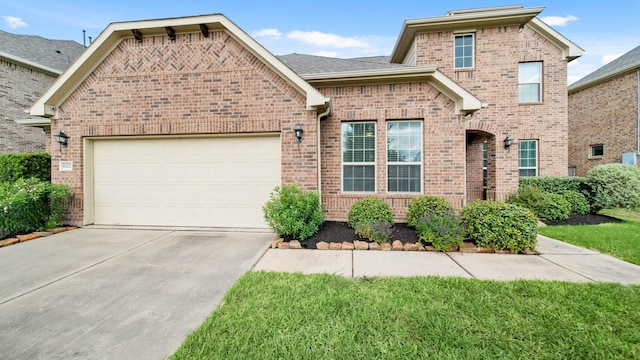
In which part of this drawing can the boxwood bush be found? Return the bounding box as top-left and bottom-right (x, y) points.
(347, 198), (394, 229)
(585, 164), (640, 211)
(460, 200), (538, 253)
(559, 190), (590, 215)
(507, 186), (571, 221)
(0, 178), (72, 239)
(0, 152), (51, 183)
(519, 176), (587, 194)
(405, 195), (454, 227)
(262, 184), (325, 240)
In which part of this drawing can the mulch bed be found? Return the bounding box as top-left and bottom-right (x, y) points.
(284, 213), (622, 250)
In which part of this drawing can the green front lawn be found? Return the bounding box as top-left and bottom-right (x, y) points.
(538, 209), (640, 265)
(172, 272), (640, 359)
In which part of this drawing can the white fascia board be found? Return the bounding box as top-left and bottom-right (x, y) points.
(529, 18), (584, 61)
(0, 51), (61, 76)
(15, 118), (52, 128)
(304, 67), (481, 115)
(31, 14), (329, 118)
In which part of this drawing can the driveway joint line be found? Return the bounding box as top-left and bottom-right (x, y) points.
(0, 231), (175, 306)
(537, 254), (595, 282)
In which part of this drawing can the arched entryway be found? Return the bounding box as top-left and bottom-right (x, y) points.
(466, 130), (495, 204)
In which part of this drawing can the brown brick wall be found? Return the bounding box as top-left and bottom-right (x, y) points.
(414, 24), (570, 197)
(318, 82), (467, 221)
(52, 31), (318, 224)
(0, 60), (53, 153)
(568, 71), (639, 176)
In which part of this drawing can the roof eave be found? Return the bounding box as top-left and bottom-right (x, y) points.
(0, 51), (62, 76)
(529, 18), (584, 62)
(391, 7), (545, 63)
(304, 67), (481, 115)
(15, 118), (52, 129)
(569, 66), (640, 93)
(31, 14), (329, 117)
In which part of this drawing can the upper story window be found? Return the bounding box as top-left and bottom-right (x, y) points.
(518, 62), (542, 103)
(590, 144), (604, 158)
(387, 120), (423, 193)
(518, 140), (538, 177)
(454, 34), (474, 69)
(342, 122), (376, 192)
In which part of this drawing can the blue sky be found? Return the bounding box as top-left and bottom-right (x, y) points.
(1, 0), (639, 85)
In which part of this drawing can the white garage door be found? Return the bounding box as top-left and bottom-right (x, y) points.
(91, 135), (280, 228)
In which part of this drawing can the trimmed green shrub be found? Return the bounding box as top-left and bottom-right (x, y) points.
(0, 178), (72, 239)
(460, 200), (538, 253)
(406, 195), (454, 227)
(507, 186), (571, 221)
(347, 198), (394, 229)
(586, 164), (640, 211)
(519, 176), (587, 194)
(0, 152), (51, 183)
(415, 210), (464, 251)
(355, 220), (393, 244)
(559, 190), (590, 215)
(262, 184), (325, 240)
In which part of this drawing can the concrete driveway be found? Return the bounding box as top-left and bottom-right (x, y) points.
(0, 228), (271, 360)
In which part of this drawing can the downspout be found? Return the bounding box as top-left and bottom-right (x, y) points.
(316, 101), (332, 201)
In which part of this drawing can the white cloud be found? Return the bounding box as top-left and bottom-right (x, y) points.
(2, 16), (28, 29)
(286, 30), (368, 48)
(540, 14), (578, 27)
(601, 53), (623, 64)
(251, 28), (281, 40)
(314, 50), (338, 57)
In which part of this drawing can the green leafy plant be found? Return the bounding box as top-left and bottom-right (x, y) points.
(406, 195), (454, 227)
(559, 190), (590, 215)
(586, 164), (640, 211)
(0, 152), (51, 183)
(415, 210), (464, 251)
(347, 198), (394, 229)
(519, 176), (587, 194)
(460, 200), (538, 253)
(354, 220), (393, 244)
(507, 186), (571, 221)
(0, 178), (72, 239)
(262, 184), (325, 240)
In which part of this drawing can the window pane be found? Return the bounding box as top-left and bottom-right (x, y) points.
(518, 62), (541, 103)
(387, 121), (422, 192)
(518, 140), (537, 177)
(591, 145), (604, 157)
(454, 34), (473, 69)
(342, 122), (375, 163)
(343, 165), (375, 192)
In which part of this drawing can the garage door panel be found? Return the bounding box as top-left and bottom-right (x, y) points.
(92, 136), (280, 228)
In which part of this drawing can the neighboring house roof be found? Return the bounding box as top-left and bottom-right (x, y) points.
(569, 45), (640, 92)
(30, 14), (330, 119)
(0, 30), (84, 75)
(390, 5), (583, 64)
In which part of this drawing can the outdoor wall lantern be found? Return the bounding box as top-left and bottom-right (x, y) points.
(503, 135), (514, 149)
(294, 124), (304, 143)
(54, 130), (69, 151)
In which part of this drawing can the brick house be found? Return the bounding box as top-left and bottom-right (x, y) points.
(26, 5), (581, 228)
(1, 30), (83, 153)
(568, 45), (640, 176)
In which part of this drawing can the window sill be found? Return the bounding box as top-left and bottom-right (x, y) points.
(518, 102), (544, 105)
(588, 156), (604, 160)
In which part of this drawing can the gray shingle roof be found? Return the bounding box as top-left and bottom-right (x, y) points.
(277, 53), (410, 75)
(0, 30), (85, 72)
(569, 45), (640, 91)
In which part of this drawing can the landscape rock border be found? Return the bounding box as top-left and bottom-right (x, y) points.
(271, 238), (539, 255)
(0, 227), (78, 248)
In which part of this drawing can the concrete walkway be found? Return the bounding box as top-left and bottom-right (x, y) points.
(254, 235), (640, 285)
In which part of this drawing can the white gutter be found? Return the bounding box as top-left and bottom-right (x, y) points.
(316, 101), (332, 202)
(0, 51), (62, 76)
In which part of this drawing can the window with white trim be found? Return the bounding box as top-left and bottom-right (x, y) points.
(590, 144), (604, 158)
(454, 34), (474, 69)
(518, 140), (538, 177)
(387, 120), (422, 193)
(518, 62), (542, 102)
(342, 122), (376, 192)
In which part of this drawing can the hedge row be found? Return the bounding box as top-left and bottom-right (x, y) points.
(0, 152), (51, 183)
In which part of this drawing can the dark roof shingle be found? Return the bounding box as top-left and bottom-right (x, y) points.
(569, 45), (640, 91)
(0, 30), (85, 72)
(277, 53), (410, 75)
